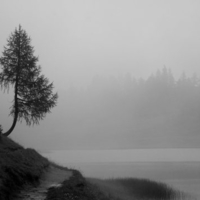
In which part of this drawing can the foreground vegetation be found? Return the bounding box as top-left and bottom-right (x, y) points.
(88, 177), (186, 200)
(0, 136), (110, 200)
(0, 135), (49, 199)
(0, 136), (191, 200)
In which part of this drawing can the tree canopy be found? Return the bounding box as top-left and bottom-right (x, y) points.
(0, 25), (58, 136)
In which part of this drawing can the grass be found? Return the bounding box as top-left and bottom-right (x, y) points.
(0, 135), (49, 200)
(46, 172), (188, 200)
(0, 135), (193, 200)
(108, 178), (176, 199)
(0, 135), (110, 200)
(88, 177), (190, 200)
(46, 169), (113, 200)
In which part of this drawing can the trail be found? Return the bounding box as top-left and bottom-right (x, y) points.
(15, 165), (73, 200)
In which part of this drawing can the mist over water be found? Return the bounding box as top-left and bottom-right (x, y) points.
(42, 148), (200, 198)
(43, 148), (200, 163)
(1, 1), (200, 198)
(6, 69), (200, 150)
(42, 148), (200, 181)
(1, 0), (200, 151)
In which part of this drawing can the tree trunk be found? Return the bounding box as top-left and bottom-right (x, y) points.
(2, 112), (18, 137)
(2, 68), (19, 137)
(2, 33), (20, 137)
(2, 84), (19, 136)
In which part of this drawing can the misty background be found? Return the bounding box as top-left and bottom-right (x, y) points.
(1, 0), (200, 150)
(1, 68), (200, 150)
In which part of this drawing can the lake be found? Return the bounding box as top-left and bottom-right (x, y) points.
(42, 148), (200, 199)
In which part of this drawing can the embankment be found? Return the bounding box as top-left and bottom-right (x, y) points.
(0, 136), (109, 200)
(0, 135), (49, 199)
(0, 135), (185, 200)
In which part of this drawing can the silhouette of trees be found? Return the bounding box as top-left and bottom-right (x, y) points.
(62, 67), (200, 147)
(0, 25), (58, 136)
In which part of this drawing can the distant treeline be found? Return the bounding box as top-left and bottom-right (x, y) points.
(62, 67), (200, 148)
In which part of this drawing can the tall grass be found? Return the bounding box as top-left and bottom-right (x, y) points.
(0, 136), (195, 200)
(88, 177), (191, 200)
(108, 178), (176, 199)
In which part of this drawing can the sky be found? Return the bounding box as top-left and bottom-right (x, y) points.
(1, 0), (200, 88)
(1, 0), (200, 150)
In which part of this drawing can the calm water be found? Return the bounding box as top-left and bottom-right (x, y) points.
(42, 149), (200, 199)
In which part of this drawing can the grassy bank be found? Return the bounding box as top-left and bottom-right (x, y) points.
(0, 136), (187, 200)
(0, 135), (49, 200)
(46, 169), (112, 200)
(46, 175), (185, 200)
(88, 178), (181, 200)
(0, 136), (110, 200)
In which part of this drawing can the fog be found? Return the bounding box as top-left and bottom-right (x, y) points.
(1, 1), (200, 150)
(1, 69), (200, 150)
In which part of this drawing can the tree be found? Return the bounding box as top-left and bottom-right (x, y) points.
(0, 25), (58, 136)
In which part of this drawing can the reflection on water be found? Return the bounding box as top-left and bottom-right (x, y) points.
(42, 149), (200, 199)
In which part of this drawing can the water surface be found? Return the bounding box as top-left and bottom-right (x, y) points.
(42, 149), (200, 199)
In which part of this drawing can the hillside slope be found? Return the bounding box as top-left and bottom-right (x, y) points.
(0, 136), (110, 200)
(0, 135), (186, 200)
(0, 135), (49, 199)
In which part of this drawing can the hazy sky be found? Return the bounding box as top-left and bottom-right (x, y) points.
(1, 0), (200, 149)
(1, 0), (200, 89)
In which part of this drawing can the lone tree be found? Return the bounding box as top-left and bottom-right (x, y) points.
(0, 25), (58, 136)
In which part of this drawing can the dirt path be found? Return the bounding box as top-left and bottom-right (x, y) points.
(15, 165), (73, 200)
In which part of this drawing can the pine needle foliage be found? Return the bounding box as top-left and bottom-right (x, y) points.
(0, 25), (58, 136)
